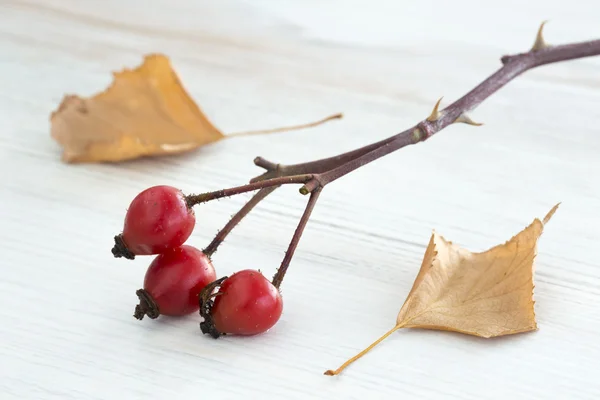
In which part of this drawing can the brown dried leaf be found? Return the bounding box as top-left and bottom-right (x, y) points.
(325, 203), (560, 376)
(51, 54), (341, 163)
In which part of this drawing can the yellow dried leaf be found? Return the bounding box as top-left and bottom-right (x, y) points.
(50, 54), (341, 163)
(325, 203), (559, 376)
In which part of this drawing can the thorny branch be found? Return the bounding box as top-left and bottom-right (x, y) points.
(186, 24), (600, 289)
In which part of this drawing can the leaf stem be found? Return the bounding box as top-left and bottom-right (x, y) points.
(324, 324), (404, 376)
(226, 113), (343, 138)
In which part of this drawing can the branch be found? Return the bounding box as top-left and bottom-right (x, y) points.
(186, 26), (600, 294)
(296, 36), (600, 192)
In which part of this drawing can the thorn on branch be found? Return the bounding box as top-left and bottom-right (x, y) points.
(454, 113), (483, 126)
(531, 20), (549, 51)
(426, 97), (444, 122)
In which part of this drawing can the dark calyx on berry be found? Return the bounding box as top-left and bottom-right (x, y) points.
(207, 270), (283, 336)
(198, 277), (228, 339)
(134, 289), (160, 320)
(111, 234), (135, 259)
(198, 271), (284, 338)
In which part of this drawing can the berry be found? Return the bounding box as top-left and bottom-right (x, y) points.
(134, 245), (216, 319)
(201, 270), (283, 337)
(112, 185), (195, 259)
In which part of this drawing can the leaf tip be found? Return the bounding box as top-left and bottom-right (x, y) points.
(426, 96), (444, 122)
(542, 202), (560, 225)
(531, 20), (550, 51)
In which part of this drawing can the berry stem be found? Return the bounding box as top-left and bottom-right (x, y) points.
(272, 188), (322, 289)
(133, 289), (160, 320)
(185, 175), (312, 207)
(203, 186), (279, 257)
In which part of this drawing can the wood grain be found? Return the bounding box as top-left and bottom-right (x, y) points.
(1, 0), (599, 399)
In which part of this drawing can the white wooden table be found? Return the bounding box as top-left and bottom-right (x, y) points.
(2, 1), (599, 399)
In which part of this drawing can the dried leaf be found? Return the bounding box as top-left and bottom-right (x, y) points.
(50, 54), (342, 163)
(325, 203), (559, 376)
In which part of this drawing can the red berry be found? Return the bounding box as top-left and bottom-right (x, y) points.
(134, 245), (216, 319)
(112, 185), (195, 259)
(205, 270), (283, 336)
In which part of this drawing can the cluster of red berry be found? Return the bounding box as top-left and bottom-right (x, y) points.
(111, 185), (283, 338)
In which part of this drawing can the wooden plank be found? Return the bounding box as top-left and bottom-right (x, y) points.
(1, 0), (599, 398)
